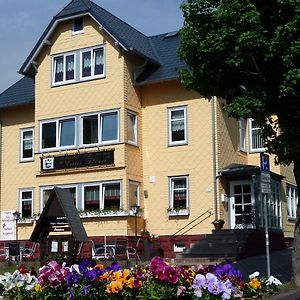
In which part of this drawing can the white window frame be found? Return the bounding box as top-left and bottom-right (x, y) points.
(52, 52), (76, 86)
(80, 45), (105, 80)
(72, 17), (84, 35)
(238, 119), (246, 152)
(127, 111), (138, 145)
(40, 116), (76, 151)
(169, 176), (189, 211)
(129, 181), (140, 208)
(82, 181), (122, 211)
(287, 184), (298, 220)
(268, 180), (282, 229)
(20, 127), (34, 162)
(79, 109), (119, 147)
(248, 118), (265, 153)
(40, 185), (78, 212)
(19, 189), (34, 218)
(168, 106), (187, 146)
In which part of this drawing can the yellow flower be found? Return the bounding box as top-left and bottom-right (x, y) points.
(249, 278), (262, 290)
(35, 284), (43, 292)
(106, 280), (123, 294)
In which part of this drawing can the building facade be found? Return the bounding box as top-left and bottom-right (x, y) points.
(0, 0), (297, 258)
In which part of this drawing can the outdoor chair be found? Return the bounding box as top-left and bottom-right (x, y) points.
(90, 240), (115, 260)
(22, 242), (38, 259)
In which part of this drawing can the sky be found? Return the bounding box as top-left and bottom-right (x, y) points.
(0, 0), (184, 93)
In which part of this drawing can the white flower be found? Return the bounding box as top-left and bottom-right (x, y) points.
(266, 275), (282, 286)
(249, 271), (260, 279)
(71, 264), (80, 274)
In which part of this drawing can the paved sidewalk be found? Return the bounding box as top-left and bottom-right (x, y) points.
(233, 249), (292, 283)
(268, 288), (300, 300)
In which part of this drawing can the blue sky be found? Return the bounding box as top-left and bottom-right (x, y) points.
(0, 0), (183, 93)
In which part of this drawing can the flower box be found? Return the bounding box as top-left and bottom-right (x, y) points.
(168, 209), (189, 216)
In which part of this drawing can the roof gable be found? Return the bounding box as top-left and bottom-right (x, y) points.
(30, 187), (88, 243)
(19, 0), (160, 77)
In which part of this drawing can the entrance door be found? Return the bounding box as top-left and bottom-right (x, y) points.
(229, 181), (254, 229)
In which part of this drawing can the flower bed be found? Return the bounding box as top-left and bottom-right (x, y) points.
(0, 257), (282, 299)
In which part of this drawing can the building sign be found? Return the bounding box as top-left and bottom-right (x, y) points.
(1, 211), (15, 241)
(260, 153), (271, 194)
(41, 149), (114, 172)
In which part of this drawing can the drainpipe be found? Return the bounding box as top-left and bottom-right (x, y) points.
(211, 96), (218, 219)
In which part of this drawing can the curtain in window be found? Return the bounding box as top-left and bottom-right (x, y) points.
(84, 186), (100, 210)
(172, 178), (187, 209)
(94, 48), (104, 75)
(21, 191), (32, 218)
(171, 110), (185, 142)
(103, 183), (120, 210)
(66, 55), (75, 80)
(82, 51), (91, 77)
(54, 56), (64, 82)
(251, 120), (264, 149)
(22, 130), (33, 158)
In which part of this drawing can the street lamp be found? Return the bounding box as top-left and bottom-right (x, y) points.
(13, 211), (21, 241)
(131, 205), (140, 265)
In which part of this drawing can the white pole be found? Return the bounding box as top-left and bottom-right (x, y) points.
(263, 194), (271, 277)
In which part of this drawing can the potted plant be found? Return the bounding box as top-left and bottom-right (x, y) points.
(212, 219), (225, 230)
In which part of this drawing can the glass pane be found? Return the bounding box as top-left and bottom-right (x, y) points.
(244, 195), (252, 203)
(171, 120), (185, 142)
(59, 118), (75, 146)
(244, 205), (251, 213)
(42, 122), (56, 148)
(104, 183), (120, 210)
(129, 183), (139, 207)
(171, 109), (184, 120)
(243, 184), (251, 194)
(127, 114), (136, 143)
(94, 48), (104, 75)
(244, 215), (252, 224)
(54, 56), (64, 82)
(84, 186), (100, 211)
(23, 140), (33, 158)
(43, 190), (52, 206)
(22, 191), (32, 199)
(23, 130), (33, 139)
(22, 200), (32, 218)
(101, 112), (118, 141)
(82, 51), (91, 77)
(65, 187), (76, 204)
(74, 17), (83, 32)
(83, 115), (98, 144)
(66, 55), (75, 80)
(234, 185), (242, 194)
(174, 178), (186, 189)
(235, 195), (243, 204)
(235, 205), (242, 214)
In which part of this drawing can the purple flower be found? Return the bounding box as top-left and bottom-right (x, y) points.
(193, 274), (207, 289)
(81, 284), (91, 295)
(221, 279), (234, 300)
(106, 261), (122, 272)
(84, 270), (97, 282)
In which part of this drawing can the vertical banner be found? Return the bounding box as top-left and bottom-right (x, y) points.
(1, 211), (15, 240)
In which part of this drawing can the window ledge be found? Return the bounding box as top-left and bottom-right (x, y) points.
(168, 209), (189, 216)
(79, 210), (129, 218)
(288, 217), (297, 222)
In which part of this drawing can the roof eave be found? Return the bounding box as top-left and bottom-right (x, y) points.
(134, 75), (179, 86)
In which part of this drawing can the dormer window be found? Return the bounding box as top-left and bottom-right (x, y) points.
(73, 17), (84, 34)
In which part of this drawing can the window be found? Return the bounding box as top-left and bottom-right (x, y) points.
(127, 112), (137, 145)
(238, 119), (246, 152)
(249, 119), (265, 152)
(52, 53), (75, 85)
(168, 106), (187, 146)
(41, 186), (77, 211)
(20, 189), (33, 218)
(73, 17), (84, 33)
(20, 128), (34, 162)
(169, 176), (189, 210)
(129, 181), (140, 208)
(81, 47), (104, 79)
(287, 185), (298, 219)
(83, 181), (121, 211)
(81, 111), (119, 146)
(41, 118), (75, 150)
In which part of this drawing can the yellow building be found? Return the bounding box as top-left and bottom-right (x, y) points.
(0, 0), (297, 258)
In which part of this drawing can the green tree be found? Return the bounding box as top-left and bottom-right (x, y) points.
(179, 0), (300, 284)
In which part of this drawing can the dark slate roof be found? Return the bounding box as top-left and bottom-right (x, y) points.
(0, 77), (34, 109)
(219, 163), (284, 180)
(30, 187), (88, 243)
(136, 31), (185, 85)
